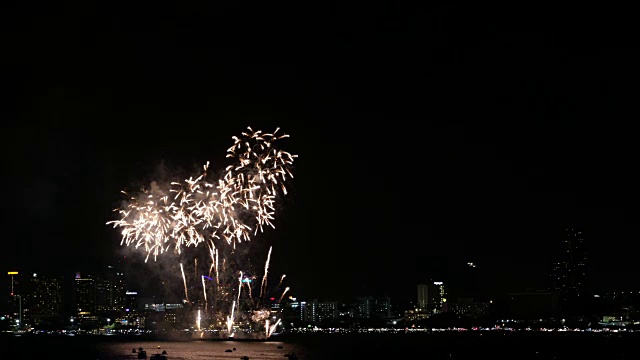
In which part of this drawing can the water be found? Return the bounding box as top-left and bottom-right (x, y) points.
(4, 332), (640, 359)
(96, 340), (307, 360)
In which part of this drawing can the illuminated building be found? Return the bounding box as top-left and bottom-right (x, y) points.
(164, 308), (179, 324)
(73, 272), (96, 316)
(417, 284), (428, 310)
(115, 291), (142, 329)
(429, 281), (448, 314)
(309, 299), (338, 323)
(72, 272), (100, 329)
(27, 272), (64, 326)
(284, 300), (306, 324)
(355, 296), (391, 319)
(448, 297), (492, 318)
(288, 299), (338, 324)
(95, 265), (126, 315)
(550, 228), (588, 317)
(404, 307), (430, 322)
(5, 271), (23, 329)
(140, 298), (184, 312)
(125, 291), (139, 312)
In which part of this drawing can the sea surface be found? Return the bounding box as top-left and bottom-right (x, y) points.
(3, 331), (639, 359)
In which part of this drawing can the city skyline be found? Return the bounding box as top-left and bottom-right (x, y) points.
(2, 3), (639, 305)
(4, 229), (637, 308)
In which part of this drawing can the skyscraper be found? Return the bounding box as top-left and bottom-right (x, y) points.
(95, 265), (126, 315)
(73, 272), (96, 316)
(417, 284), (428, 309)
(417, 282), (448, 314)
(4, 271), (23, 330)
(550, 228), (588, 318)
(27, 272), (64, 326)
(429, 281), (448, 314)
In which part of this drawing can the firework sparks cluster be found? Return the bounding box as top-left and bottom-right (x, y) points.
(106, 127), (297, 339)
(107, 127), (297, 262)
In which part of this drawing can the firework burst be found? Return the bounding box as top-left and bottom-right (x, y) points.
(107, 127), (297, 260)
(107, 127), (297, 338)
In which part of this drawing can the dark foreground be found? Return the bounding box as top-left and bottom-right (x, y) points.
(3, 331), (639, 359)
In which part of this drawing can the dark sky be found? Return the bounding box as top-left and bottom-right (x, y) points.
(2, 3), (639, 305)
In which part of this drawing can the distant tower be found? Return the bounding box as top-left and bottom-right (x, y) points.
(28, 272), (64, 326)
(73, 273), (96, 316)
(550, 228), (588, 317)
(429, 281), (448, 314)
(96, 265), (126, 315)
(417, 284), (428, 309)
(125, 291), (139, 312)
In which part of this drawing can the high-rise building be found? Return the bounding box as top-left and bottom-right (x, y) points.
(417, 284), (428, 309)
(301, 299), (338, 323)
(4, 271), (24, 329)
(416, 281), (448, 314)
(118, 291), (142, 330)
(550, 228), (588, 317)
(449, 297), (493, 319)
(284, 300), (307, 324)
(26, 272), (64, 326)
(429, 281), (448, 314)
(125, 291), (139, 312)
(95, 265), (126, 315)
(355, 296), (391, 319)
(73, 272), (96, 316)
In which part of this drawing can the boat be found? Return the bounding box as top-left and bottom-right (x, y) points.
(150, 354), (167, 360)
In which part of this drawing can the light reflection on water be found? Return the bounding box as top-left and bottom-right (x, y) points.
(97, 340), (306, 360)
(4, 333), (640, 360)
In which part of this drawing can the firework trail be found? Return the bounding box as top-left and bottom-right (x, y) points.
(245, 277), (254, 305)
(278, 287), (290, 303)
(226, 300), (236, 335)
(259, 246), (272, 302)
(214, 251), (219, 285)
(266, 318), (282, 338)
(236, 271), (243, 306)
(207, 240), (216, 277)
(276, 274), (286, 290)
(166, 247), (289, 338)
(201, 275), (207, 309)
(180, 263), (189, 303)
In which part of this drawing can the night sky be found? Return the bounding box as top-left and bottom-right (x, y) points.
(2, 3), (639, 305)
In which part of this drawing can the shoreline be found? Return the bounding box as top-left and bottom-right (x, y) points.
(4, 329), (640, 342)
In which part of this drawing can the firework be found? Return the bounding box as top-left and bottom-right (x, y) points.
(180, 263), (189, 303)
(266, 318), (282, 338)
(107, 127), (297, 339)
(259, 246), (272, 302)
(107, 127), (297, 260)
